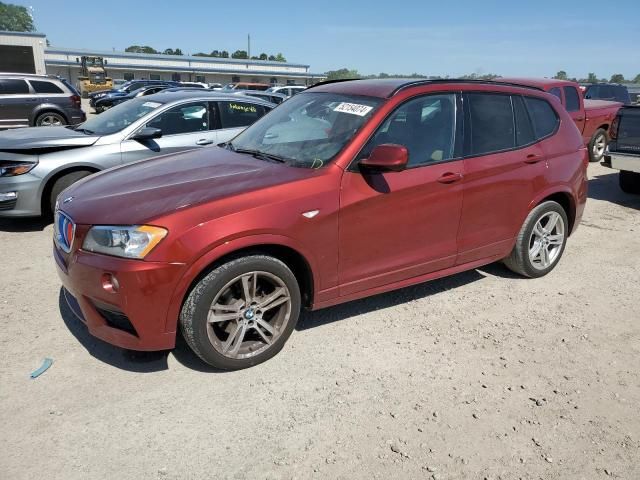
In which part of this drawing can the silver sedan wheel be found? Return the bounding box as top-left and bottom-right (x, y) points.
(529, 211), (565, 270)
(38, 114), (64, 126)
(206, 271), (292, 360)
(592, 132), (606, 159)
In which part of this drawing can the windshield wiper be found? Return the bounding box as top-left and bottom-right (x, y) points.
(233, 148), (288, 164)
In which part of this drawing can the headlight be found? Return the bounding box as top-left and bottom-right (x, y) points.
(0, 161), (37, 177)
(82, 225), (168, 259)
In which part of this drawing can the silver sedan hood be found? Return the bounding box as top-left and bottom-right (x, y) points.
(0, 126), (100, 151)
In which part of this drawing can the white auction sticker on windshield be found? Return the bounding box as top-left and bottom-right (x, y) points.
(143, 101), (162, 108)
(333, 102), (373, 116)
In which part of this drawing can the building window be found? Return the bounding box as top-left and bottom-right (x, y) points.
(232, 75), (240, 83)
(286, 79), (296, 85)
(123, 72), (134, 81)
(149, 74), (161, 81)
(171, 73), (181, 81)
(195, 75), (206, 83)
(270, 77), (278, 85)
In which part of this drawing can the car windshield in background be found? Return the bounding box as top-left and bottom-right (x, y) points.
(78, 97), (165, 135)
(230, 92), (381, 168)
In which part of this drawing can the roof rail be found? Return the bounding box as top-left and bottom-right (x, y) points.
(390, 79), (545, 97)
(306, 78), (360, 90)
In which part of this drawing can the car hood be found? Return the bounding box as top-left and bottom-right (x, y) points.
(59, 147), (315, 225)
(0, 126), (100, 151)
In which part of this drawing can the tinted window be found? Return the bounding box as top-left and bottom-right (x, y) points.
(524, 97), (559, 139)
(549, 88), (562, 101)
(0, 79), (30, 94)
(218, 101), (266, 129)
(364, 94), (457, 166)
(563, 87), (581, 112)
(146, 102), (209, 135)
(468, 93), (515, 155)
(30, 80), (64, 94)
(513, 96), (535, 146)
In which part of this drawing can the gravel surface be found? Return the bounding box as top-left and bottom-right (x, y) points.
(0, 162), (639, 479)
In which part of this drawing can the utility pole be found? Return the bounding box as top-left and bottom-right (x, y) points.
(248, 34), (251, 59)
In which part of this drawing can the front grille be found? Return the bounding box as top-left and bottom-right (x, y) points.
(95, 305), (138, 337)
(0, 198), (17, 211)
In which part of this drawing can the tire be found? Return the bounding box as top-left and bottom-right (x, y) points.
(588, 128), (608, 163)
(35, 112), (67, 127)
(94, 106), (103, 114)
(619, 170), (640, 194)
(49, 171), (93, 215)
(504, 201), (569, 278)
(180, 255), (301, 370)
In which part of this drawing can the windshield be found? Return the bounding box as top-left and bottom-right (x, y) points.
(229, 92), (381, 168)
(78, 97), (165, 135)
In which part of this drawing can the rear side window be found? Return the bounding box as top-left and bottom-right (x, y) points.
(524, 97), (559, 139)
(467, 93), (515, 156)
(513, 96), (535, 146)
(549, 88), (562, 101)
(0, 78), (30, 94)
(217, 101), (266, 128)
(29, 80), (64, 94)
(563, 86), (581, 112)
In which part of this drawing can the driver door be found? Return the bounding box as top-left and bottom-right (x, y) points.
(120, 101), (218, 164)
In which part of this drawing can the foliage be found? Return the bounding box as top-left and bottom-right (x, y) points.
(162, 48), (183, 56)
(0, 1), (34, 31)
(231, 50), (248, 59)
(325, 68), (362, 80)
(125, 45), (158, 54)
(610, 73), (625, 83)
(554, 71), (568, 80)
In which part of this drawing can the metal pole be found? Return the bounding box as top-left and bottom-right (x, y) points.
(248, 34), (251, 59)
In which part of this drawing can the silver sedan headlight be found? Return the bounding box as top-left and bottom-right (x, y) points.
(0, 161), (37, 177)
(82, 225), (168, 259)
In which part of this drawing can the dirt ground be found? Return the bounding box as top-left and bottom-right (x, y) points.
(0, 162), (638, 480)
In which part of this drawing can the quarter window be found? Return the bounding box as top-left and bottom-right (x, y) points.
(146, 102), (209, 135)
(217, 101), (267, 129)
(563, 86), (581, 112)
(467, 93), (515, 156)
(513, 95), (535, 146)
(29, 80), (64, 94)
(0, 78), (30, 94)
(524, 97), (559, 139)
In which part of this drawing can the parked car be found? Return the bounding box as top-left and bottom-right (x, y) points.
(208, 83), (223, 90)
(500, 78), (622, 162)
(0, 73), (85, 129)
(0, 91), (274, 217)
(221, 82), (271, 92)
(53, 78), (588, 370)
(601, 105), (640, 194)
(179, 82), (207, 89)
(266, 85), (306, 97)
(89, 80), (180, 110)
(93, 84), (171, 111)
(583, 83), (631, 104)
(235, 90), (288, 104)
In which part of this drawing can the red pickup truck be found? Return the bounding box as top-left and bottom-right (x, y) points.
(501, 78), (622, 162)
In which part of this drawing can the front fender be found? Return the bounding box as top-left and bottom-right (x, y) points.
(163, 233), (320, 333)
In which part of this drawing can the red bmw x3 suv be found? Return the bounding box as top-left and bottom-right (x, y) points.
(54, 79), (588, 370)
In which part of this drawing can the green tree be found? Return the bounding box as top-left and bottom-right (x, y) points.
(554, 70), (568, 80)
(0, 1), (34, 32)
(610, 73), (625, 83)
(173, 48), (183, 56)
(274, 53), (286, 62)
(210, 50), (220, 57)
(125, 45), (158, 54)
(193, 52), (209, 57)
(163, 48), (174, 55)
(325, 68), (361, 80)
(259, 53), (268, 61)
(220, 51), (229, 58)
(231, 50), (248, 59)
(586, 72), (598, 83)
(267, 55), (276, 61)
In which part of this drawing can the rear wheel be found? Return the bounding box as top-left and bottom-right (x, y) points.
(35, 112), (66, 127)
(49, 170), (93, 215)
(619, 170), (640, 194)
(588, 128), (608, 162)
(504, 201), (569, 278)
(180, 255), (301, 370)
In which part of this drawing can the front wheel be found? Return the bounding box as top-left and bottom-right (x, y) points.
(180, 255), (301, 370)
(49, 170), (93, 216)
(589, 128), (608, 163)
(504, 201), (569, 278)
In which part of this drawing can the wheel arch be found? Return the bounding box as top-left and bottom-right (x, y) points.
(532, 190), (576, 235)
(40, 165), (101, 214)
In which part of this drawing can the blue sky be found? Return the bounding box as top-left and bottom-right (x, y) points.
(23, 0), (640, 79)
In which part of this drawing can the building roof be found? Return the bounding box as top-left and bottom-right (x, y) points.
(0, 30), (46, 38)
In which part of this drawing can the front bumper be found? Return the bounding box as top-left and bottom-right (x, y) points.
(55, 241), (186, 351)
(0, 173), (43, 217)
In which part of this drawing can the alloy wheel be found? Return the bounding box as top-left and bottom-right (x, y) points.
(39, 114), (63, 126)
(592, 133), (606, 159)
(206, 271), (292, 359)
(528, 211), (565, 270)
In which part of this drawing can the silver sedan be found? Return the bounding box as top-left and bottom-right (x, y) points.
(0, 90), (274, 217)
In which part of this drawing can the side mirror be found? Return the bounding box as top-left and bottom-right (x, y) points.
(359, 144), (408, 172)
(132, 127), (162, 141)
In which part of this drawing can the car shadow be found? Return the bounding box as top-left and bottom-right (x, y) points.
(589, 169), (640, 210)
(0, 217), (51, 232)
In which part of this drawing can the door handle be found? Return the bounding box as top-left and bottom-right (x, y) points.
(196, 139), (214, 145)
(524, 154), (544, 164)
(575, 116), (584, 121)
(436, 172), (463, 184)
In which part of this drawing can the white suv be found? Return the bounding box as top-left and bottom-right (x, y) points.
(266, 85), (306, 97)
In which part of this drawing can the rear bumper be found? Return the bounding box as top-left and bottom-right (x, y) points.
(55, 244), (186, 351)
(0, 173), (42, 217)
(602, 152), (640, 173)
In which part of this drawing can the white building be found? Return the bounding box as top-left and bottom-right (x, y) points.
(0, 30), (325, 86)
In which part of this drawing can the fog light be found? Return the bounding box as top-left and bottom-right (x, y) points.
(101, 273), (120, 293)
(0, 192), (17, 202)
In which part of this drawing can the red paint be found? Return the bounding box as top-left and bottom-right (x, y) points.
(55, 79), (588, 351)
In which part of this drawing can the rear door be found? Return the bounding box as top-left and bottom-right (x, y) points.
(0, 78), (32, 128)
(214, 100), (271, 143)
(457, 92), (548, 264)
(120, 101), (217, 163)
